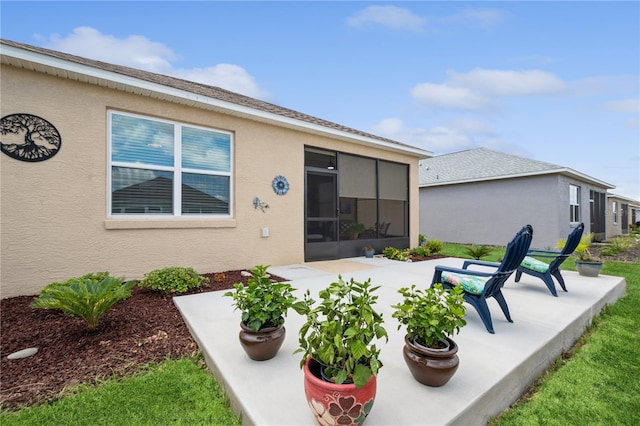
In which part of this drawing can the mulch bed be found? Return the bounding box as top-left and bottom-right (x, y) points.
(0, 270), (282, 411)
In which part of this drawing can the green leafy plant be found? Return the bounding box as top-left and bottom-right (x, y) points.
(392, 283), (466, 348)
(465, 245), (493, 260)
(31, 273), (135, 331)
(418, 234), (427, 246)
(139, 266), (206, 294)
(383, 246), (410, 261)
(223, 265), (302, 331)
(409, 246), (431, 257)
(296, 276), (388, 388)
(573, 233), (600, 262)
(425, 239), (443, 254)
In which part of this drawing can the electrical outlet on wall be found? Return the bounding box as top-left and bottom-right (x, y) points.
(262, 227), (269, 237)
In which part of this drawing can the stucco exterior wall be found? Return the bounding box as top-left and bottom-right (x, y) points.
(606, 196), (626, 237)
(419, 175), (566, 248)
(419, 174), (612, 249)
(1, 65), (420, 297)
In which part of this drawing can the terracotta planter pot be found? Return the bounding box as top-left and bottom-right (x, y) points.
(303, 357), (377, 425)
(575, 260), (603, 277)
(238, 322), (285, 361)
(402, 335), (459, 387)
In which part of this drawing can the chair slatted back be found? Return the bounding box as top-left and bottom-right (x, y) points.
(548, 223), (585, 271)
(484, 225), (533, 297)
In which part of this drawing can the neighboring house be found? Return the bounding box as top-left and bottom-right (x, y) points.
(1, 39), (431, 298)
(418, 148), (614, 249)
(606, 194), (640, 237)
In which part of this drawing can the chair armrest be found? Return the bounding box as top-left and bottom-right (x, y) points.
(462, 259), (501, 270)
(527, 249), (561, 255)
(433, 265), (494, 278)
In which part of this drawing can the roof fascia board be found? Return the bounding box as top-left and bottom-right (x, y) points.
(3, 44), (432, 158)
(419, 168), (615, 189)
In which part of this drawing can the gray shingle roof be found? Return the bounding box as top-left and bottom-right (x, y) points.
(419, 148), (613, 188)
(1, 39), (429, 156)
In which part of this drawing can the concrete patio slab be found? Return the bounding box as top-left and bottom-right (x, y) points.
(174, 257), (626, 426)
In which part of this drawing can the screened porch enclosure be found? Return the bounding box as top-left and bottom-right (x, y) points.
(304, 147), (409, 261)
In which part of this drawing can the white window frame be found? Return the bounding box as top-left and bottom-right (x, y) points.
(107, 110), (233, 218)
(612, 201), (618, 224)
(569, 184), (580, 223)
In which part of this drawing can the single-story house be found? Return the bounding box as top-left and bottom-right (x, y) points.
(1, 39), (431, 298)
(606, 194), (640, 237)
(418, 148), (615, 248)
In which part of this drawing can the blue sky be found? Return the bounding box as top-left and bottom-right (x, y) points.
(2, 1), (639, 199)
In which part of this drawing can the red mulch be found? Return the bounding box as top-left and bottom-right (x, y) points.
(0, 270), (280, 411)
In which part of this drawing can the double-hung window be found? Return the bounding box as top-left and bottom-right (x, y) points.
(108, 111), (232, 217)
(569, 184), (580, 222)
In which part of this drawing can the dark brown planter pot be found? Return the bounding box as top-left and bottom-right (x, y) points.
(239, 321), (285, 361)
(402, 335), (459, 387)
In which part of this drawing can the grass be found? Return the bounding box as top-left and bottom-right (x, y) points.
(0, 357), (240, 426)
(2, 244), (637, 425)
(491, 259), (640, 425)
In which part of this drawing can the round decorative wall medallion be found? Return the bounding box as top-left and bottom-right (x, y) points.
(272, 175), (289, 195)
(1, 113), (62, 162)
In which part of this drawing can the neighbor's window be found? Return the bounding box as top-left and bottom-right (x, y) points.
(612, 201), (618, 224)
(569, 185), (580, 222)
(109, 111), (232, 216)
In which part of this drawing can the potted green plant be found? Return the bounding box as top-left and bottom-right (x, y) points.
(363, 245), (375, 258)
(349, 222), (366, 239)
(296, 276), (388, 424)
(391, 283), (466, 386)
(224, 265), (302, 361)
(573, 233), (604, 277)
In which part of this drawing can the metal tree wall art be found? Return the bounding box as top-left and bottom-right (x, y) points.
(1, 114), (62, 162)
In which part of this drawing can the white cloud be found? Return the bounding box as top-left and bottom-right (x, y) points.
(175, 64), (269, 99)
(411, 83), (491, 110)
(440, 8), (507, 28)
(411, 68), (567, 110)
(43, 27), (270, 99)
(447, 69), (567, 96)
(347, 6), (426, 32)
(370, 117), (506, 154)
(603, 98), (639, 114)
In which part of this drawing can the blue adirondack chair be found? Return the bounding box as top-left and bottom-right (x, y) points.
(515, 223), (584, 297)
(430, 225), (533, 334)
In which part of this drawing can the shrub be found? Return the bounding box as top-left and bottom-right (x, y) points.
(409, 246), (431, 257)
(465, 245), (493, 260)
(383, 246), (410, 261)
(139, 266), (206, 294)
(31, 273), (134, 331)
(425, 239), (443, 254)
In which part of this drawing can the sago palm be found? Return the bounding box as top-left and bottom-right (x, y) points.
(31, 276), (135, 331)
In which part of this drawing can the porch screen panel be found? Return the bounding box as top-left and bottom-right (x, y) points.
(338, 155), (376, 240)
(339, 155), (376, 198)
(378, 161), (408, 237)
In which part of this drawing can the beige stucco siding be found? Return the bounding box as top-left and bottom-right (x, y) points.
(1, 65), (420, 297)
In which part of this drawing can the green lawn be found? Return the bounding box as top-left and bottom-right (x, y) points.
(492, 259), (640, 425)
(0, 357), (240, 426)
(2, 245), (638, 425)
